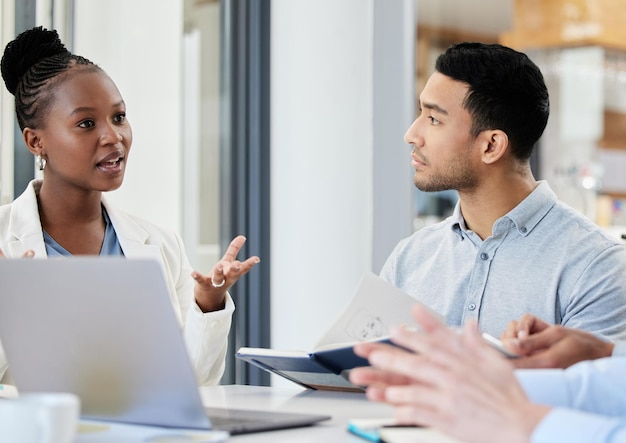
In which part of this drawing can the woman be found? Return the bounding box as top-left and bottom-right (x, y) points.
(0, 26), (259, 385)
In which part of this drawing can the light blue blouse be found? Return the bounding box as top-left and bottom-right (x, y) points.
(517, 357), (626, 442)
(43, 206), (124, 257)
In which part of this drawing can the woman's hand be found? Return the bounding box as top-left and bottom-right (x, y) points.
(0, 247), (35, 258)
(191, 235), (260, 312)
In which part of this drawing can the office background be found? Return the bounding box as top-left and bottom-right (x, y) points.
(1, 0), (625, 386)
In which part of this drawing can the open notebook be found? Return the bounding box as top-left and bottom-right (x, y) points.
(237, 272), (517, 392)
(0, 257), (329, 435)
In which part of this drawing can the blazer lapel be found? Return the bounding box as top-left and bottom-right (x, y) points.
(100, 196), (183, 321)
(101, 196), (163, 263)
(6, 180), (47, 258)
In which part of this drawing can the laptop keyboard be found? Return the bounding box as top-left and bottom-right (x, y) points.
(204, 407), (330, 435)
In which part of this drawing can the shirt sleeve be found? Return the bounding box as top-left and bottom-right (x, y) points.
(516, 357), (626, 417)
(612, 341), (626, 357)
(0, 343), (10, 384)
(561, 244), (626, 341)
(184, 293), (234, 386)
(166, 229), (234, 386)
(532, 409), (626, 443)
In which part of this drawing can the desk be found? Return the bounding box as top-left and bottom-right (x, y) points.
(201, 384), (395, 442)
(75, 384), (395, 442)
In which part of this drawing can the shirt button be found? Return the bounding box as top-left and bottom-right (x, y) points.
(520, 226), (528, 233)
(468, 303), (476, 311)
(480, 252), (489, 260)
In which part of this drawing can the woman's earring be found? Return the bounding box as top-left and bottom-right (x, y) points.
(36, 155), (47, 171)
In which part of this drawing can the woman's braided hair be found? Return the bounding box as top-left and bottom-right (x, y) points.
(1, 26), (100, 130)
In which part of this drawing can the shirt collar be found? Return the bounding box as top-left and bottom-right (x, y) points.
(498, 181), (557, 236)
(449, 181), (557, 238)
(450, 201), (466, 237)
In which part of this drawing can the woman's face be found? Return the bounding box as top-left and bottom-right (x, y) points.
(32, 68), (132, 193)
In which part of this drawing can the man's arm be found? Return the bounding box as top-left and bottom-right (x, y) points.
(501, 314), (614, 369)
(558, 245), (626, 340)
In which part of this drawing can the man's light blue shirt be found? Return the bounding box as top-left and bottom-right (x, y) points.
(517, 357), (626, 443)
(380, 181), (626, 339)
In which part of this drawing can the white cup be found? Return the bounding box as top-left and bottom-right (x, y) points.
(0, 392), (80, 443)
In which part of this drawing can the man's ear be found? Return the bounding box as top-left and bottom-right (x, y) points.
(22, 128), (44, 157)
(480, 129), (508, 165)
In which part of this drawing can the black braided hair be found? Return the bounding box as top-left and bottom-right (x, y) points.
(1, 26), (100, 130)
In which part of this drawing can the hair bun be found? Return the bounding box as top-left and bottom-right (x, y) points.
(1, 26), (70, 95)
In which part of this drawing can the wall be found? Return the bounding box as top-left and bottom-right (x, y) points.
(0, 0), (15, 204)
(73, 0), (184, 234)
(270, 0), (415, 365)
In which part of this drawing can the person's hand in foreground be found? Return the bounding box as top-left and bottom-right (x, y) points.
(349, 305), (550, 443)
(191, 235), (260, 312)
(500, 314), (614, 369)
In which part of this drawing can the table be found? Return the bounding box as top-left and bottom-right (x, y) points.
(74, 384), (395, 442)
(201, 384), (395, 441)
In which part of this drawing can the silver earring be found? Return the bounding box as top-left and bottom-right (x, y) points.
(36, 155), (47, 171)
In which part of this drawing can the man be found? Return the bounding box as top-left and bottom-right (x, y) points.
(381, 42), (626, 339)
(350, 305), (626, 443)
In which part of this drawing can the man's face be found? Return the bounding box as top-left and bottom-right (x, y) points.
(404, 72), (481, 193)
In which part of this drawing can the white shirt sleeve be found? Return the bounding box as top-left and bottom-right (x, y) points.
(184, 293), (234, 386)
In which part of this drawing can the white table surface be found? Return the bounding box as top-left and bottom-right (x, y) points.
(74, 384), (396, 442)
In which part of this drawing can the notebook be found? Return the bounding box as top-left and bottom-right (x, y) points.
(0, 257), (330, 434)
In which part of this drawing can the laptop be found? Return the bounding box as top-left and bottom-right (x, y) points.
(0, 257), (330, 434)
